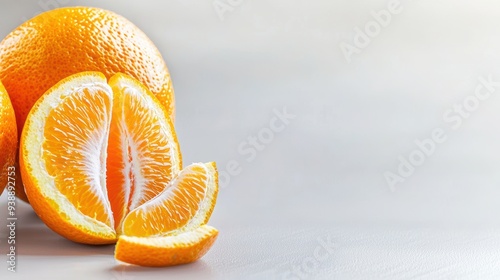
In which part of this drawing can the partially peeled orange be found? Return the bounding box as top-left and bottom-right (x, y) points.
(20, 72), (218, 265)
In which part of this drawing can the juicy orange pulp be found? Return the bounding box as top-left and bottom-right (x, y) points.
(107, 74), (181, 232)
(122, 162), (218, 237)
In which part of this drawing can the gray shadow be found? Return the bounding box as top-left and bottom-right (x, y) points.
(11, 202), (115, 256)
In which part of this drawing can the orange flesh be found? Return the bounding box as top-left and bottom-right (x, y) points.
(43, 87), (112, 226)
(107, 82), (180, 231)
(123, 164), (209, 237)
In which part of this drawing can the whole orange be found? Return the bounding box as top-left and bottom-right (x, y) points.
(0, 6), (175, 201)
(0, 7), (175, 130)
(0, 81), (17, 196)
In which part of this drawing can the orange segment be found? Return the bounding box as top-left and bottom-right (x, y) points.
(20, 72), (116, 244)
(122, 162), (218, 237)
(115, 225), (219, 267)
(43, 87), (113, 225)
(106, 73), (181, 231)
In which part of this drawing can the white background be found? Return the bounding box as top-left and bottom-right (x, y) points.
(1, 0), (500, 279)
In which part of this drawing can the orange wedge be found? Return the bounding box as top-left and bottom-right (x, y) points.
(116, 162), (219, 266)
(20, 72), (116, 244)
(106, 73), (181, 232)
(122, 162), (218, 236)
(116, 225), (218, 267)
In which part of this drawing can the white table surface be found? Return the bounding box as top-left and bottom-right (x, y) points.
(2, 0), (500, 279)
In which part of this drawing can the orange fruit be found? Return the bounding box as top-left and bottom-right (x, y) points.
(20, 72), (218, 266)
(116, 225), (219, 267)
(0, 81), (17, 196)
(0, 6), (175, 201)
